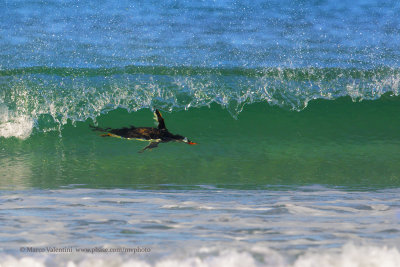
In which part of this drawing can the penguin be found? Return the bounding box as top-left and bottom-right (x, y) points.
(91, 109), (197, 153)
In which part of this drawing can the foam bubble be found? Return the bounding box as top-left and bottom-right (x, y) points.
(294, 243), (400, 267)
(0, 104), (34, 139)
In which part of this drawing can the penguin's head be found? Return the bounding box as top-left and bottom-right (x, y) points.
(177, 136), (197, 145)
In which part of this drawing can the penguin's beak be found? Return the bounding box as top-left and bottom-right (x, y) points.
(182, 137), (197, 145)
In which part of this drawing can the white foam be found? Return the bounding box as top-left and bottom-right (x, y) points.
(0, 256), (45, 267)
(0, 104), (34, 139)
(1, 244), (400, 267)
(294, 243), (400, 267)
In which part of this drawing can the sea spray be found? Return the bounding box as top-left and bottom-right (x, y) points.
(0, 104), (33, 139)
(0, 67), (399, 138)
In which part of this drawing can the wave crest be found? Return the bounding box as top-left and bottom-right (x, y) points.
(0, 66), (399, 138)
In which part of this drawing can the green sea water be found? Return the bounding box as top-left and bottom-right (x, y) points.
(1, 95), (399, 190)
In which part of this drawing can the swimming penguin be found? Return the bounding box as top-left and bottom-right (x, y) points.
(91, 109), (197, 153)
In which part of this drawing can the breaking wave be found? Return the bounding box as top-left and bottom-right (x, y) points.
(0, 66), (399, 138)
(1, 243), (399, 267)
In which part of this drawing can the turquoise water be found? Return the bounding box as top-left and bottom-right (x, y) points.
(1, 0), (400, 266)
(1, 97), (400, 189)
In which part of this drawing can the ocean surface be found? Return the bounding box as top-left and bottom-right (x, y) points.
(1, 0), (400, 266)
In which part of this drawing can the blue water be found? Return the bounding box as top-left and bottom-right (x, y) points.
(1, 1), (400, 266)
(1, 0), (400, 68)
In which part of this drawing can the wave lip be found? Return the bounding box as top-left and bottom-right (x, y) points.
(0, 66), (399, 138)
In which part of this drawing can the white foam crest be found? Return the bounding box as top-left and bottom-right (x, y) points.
(293, 243), (400, 267)
(0, 256), (46, 267)
(1, 244), (399, 267)
(1, 67), (400, 135)
(151, 250), (261, 267)
(0, 104), (34, 139)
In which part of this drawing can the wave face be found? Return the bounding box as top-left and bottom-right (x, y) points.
(1, 66), (399, 138)
(1, 96), (400, 189)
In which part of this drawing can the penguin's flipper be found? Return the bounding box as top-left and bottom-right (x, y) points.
(90, 125), (111, 132)
(154, 109), (166, 130)
(139, 141), (160, 153)
(100, 133), (122, 138)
